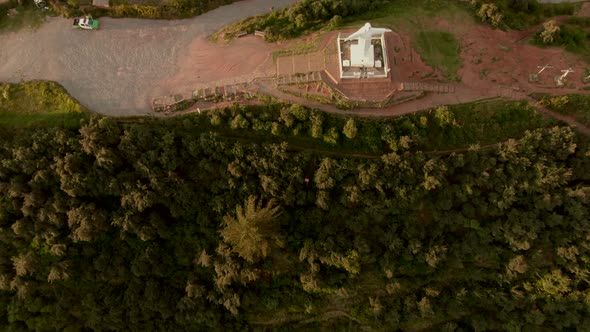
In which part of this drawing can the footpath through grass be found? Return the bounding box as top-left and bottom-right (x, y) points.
(0, 81), (88, 129)
(414, 31), (462, 81)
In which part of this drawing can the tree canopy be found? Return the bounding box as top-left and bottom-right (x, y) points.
(0, 101), (589, 330)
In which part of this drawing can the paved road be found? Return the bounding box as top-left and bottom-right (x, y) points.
(0, 0), (297, 116)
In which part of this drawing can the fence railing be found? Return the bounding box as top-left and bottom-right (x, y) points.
(400, 82), (455, 93)
(275, 72), (322, 85)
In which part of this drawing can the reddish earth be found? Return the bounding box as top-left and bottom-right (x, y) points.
(173, 11), (590, 134)
(154, 34), (279, 100)
(441, 17), (586, 95)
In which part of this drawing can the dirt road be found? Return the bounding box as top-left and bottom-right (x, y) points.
(0, 0), (296, 116)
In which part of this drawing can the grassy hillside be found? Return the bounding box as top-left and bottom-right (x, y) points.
(0, 81), (88, 129)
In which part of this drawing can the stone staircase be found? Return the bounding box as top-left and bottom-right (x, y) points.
(275, 72), (322, 85)
(401, 82), (456, 93)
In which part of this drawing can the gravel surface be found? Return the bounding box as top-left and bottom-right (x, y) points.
(0, 0), (297, 116)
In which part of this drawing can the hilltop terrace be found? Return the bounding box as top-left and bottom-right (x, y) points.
(337, 32), (390, 79)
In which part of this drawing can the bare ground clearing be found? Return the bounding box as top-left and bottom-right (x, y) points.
(0, 0), (297, 116)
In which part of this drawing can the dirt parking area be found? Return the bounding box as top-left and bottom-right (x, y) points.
(0, 0), (297, 116)
(432, 16), (587, 97)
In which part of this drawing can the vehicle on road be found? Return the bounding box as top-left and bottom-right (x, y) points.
(73, 16), (100, 30)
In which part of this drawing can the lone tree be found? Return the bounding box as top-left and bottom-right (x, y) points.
(220, 196), (284, 263)
(540, 20), (560, 44)
(477, 3), (503, 27)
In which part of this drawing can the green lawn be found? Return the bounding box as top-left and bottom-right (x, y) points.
(414, 31), (462, 81)
(342, 0), (469, 82)
(421, 99), (558, 151)
(0, 81), (88, 128)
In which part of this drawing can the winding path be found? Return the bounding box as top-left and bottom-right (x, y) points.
(0, 0), (297, 116)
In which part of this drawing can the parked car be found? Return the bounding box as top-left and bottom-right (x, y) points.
(73, 16), (100, 30)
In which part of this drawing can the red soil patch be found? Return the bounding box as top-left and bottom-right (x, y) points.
(433, 17), (587, 96)
(154, 35), (279, 97)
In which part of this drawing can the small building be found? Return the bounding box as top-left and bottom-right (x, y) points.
(337, 23), (392, 79)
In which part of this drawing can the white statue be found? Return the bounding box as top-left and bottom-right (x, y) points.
(345, 23), (391, 67)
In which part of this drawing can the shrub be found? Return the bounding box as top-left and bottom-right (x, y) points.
(326, 15), (342, 30)
(540, 20), (560, 44)
(111, 5), (161, 19)
(209, 113), (223, 126)
(558, 25), (587, 51)
(343, 118), (358, 139)
(477, 3), (503, 27)
(323, 127), (339, 145)
(434, 106), (454, 127)
(542, 2), (576, 17)
(230, 114), (249, 129)
(534, 24), (587, 52)
(219, 0), (393, 42)
(288, 104), (308, 121)
(271, 122), (282, 136)
(279, 107), (295, 128)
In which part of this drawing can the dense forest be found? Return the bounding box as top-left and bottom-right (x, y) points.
(0, 100), (589, 330)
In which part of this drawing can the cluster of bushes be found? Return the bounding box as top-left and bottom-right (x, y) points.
(0, 0), (50, 32)
(0, 81), (87, 128)
(49, 0), (239, 19)
(168, 97), (554, 154)
(553, 25), (587, 51)
(211, 0), (582, 45)
(536, 94), (590, 127)
(218, 0), (392, 42)
(533, 22), (588, 54)
(0, 0), (14, 16)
